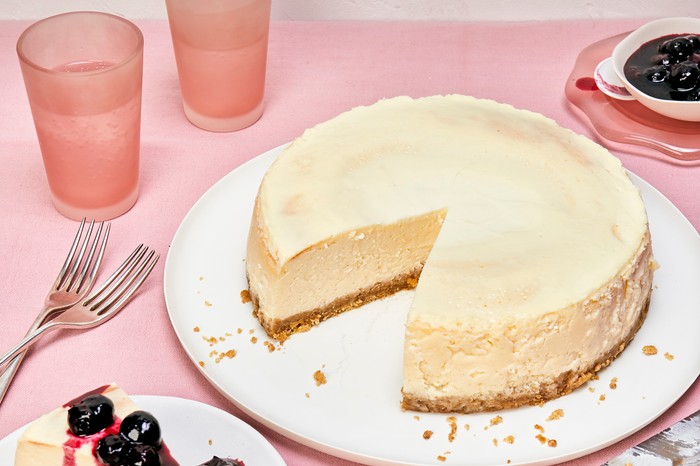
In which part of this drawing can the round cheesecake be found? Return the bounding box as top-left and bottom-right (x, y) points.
(245, 95), (654, 413)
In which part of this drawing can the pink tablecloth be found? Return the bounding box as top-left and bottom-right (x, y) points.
(0, 18), (698, 466)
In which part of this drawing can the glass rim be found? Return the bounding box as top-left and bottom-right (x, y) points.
(16, 11), (144, 77)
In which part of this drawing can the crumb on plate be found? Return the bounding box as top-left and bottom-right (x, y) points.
(609, 377), (618, 390)
(447, 416), (458, 442)
(314, 369), (327, 386)
(546, 409), (564, 421)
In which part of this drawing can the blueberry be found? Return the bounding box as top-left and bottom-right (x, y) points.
(686, 88), (700, 101)
(199, 457), (244, 466)
(123, 444), (161, 466)
(67, 395), (114, 436)
(686, 35), (700, 51)
(119, 411), (162, 447)
(664, 37), (694, 61)
(644, 65), (669, 83)
(669, 61), (700, 90)
(650, 53), (673, 68)
(669, 89), (691, 101)
(96, 434), (127, 465)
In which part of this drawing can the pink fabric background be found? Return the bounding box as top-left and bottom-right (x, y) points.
(0, 18), (698, 465)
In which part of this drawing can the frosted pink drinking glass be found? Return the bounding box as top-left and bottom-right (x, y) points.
(165, 0), (271, 132)
(17, 12), (144, 221)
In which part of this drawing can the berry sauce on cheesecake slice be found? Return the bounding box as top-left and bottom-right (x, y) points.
(198, 457), (245, 466)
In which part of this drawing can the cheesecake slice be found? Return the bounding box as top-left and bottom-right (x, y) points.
(245, 95), (654, 413)
(15, 383), (178, 466)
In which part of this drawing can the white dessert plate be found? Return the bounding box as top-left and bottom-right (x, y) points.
(0, 395), (286, 465)
(164, 144), (700, 466)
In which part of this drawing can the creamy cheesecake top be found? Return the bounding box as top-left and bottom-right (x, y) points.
(255, 95), (649, 322)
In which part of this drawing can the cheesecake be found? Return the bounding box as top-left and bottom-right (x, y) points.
(245, 95), (654, 413)
(15, 383), (178, 466)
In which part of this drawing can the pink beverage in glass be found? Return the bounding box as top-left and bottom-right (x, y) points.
(165, 0), (271, 132)
(17, 12), (143, 221)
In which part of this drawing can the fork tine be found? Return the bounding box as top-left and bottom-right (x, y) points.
(54, 218), (87, 290)
(86, 247), (150, 310)
(63, 219), (95, 290)
(72, 222), (110, 294)
(110, 251), (160, 313)
(84, 244), (146, 308)
(93, 250), (159, 317)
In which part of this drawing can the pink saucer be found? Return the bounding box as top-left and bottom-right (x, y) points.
(565, 32), (700, 162)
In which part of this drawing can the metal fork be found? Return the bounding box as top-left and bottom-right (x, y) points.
(0, 219), (109, 405)
(0, 244), (159, 370)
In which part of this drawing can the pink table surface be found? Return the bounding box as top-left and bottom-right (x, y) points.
(0, 17), (698, 466)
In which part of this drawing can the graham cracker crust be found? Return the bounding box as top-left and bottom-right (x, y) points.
(400, 295), (652, 414)
(248, 266), (422, 342)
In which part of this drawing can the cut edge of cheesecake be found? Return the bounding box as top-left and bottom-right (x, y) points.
(249, 265), (422, 341)
(246, 206), (446, 342)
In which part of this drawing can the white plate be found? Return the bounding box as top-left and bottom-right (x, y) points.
(164, 144), (700, 466)
(0, 395), (286, 465)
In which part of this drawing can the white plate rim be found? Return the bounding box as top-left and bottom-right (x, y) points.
(163, 143), (700, 466)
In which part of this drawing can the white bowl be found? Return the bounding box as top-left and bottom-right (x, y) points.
(612, 17), (700, 121)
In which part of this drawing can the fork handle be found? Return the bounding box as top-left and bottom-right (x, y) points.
(0, 312), (49, 406)
(0, 323), (58, 372)
(0, 356), (26, 405)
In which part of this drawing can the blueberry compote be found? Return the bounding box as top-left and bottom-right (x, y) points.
(624, 33), (700, 101)
(63, 389), (179, 466)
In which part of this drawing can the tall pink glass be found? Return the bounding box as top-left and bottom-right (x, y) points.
(17, 12), (143, 221)
(165, 0), (271, 132)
